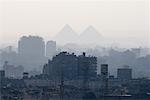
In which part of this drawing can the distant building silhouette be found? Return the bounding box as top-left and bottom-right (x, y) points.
(101, 64), (108, 95)
(0, 70), (5, 79)
(131, 48), (141, 57)
(18, 36), (45, 58)
(0, 46), (18, 66)
(117, 65), (132, 80)
(18, 36), (46, 70)
(0, 70), (5, 88)
(3, 61), (24, 79)
(101, 64), (108, 79)
(46, 41), (56, 59)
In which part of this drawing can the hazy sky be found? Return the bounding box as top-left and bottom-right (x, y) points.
(0, 0), (149, 48)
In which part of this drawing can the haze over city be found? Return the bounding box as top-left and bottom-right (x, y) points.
(0, 0), (150, 100)
(0, 0), (150, 48)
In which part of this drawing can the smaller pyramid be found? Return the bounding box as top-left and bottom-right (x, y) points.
(79, 25), (102, 44)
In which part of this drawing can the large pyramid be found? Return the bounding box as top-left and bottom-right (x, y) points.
(54, 24), (78, 45)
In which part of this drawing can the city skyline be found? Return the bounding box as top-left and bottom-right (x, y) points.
(0, 0), (150, 99)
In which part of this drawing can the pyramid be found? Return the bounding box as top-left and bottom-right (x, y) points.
(54, 24), (78, 45)
(79, 25), (102, 44)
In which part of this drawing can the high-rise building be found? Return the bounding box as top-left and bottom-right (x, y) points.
(18, 36), (45, 58)
(0, 70), (5, 88)
(101, 64), (108, 95)
(0, 70), (5, 79)
(101, 64), (108, 79)
(117, 65), (132, 80)
(18, 36), (46, 70)
(46, 41), (56, 59)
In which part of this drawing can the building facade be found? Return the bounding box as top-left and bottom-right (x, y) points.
(18, 36), (46, 70)
(43, 52), (97, 81)
(117, 65), (132, 80)
(46, 41), (56, 59)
